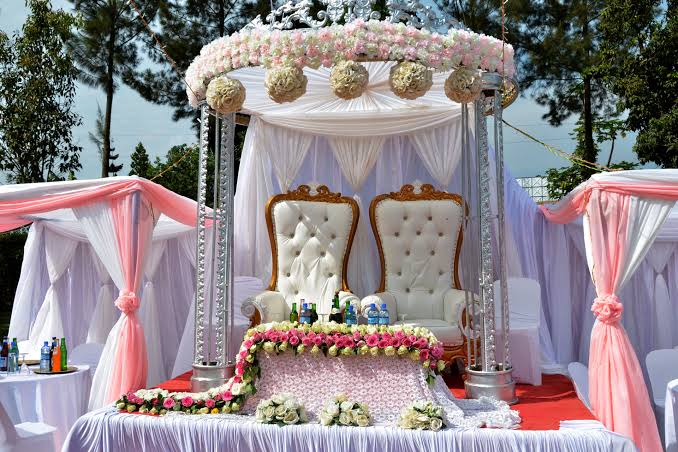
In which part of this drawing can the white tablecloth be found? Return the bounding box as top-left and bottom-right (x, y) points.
(0, 365), (92, 451)
(666, 379), (678, 452)
(63, 407), (637, 452)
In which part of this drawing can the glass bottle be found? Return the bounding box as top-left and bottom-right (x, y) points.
(329, 293), (342, 323)
(290, 302), (299, 323)
(60, 338), (68, 370)
(0, 338), (8, 372)
(310, 303), (319, 324)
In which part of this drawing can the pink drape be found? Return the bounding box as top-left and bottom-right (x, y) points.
(0, 178), (198, 232)
(541, 187), (664, 451)
(105, 194), (156, 403)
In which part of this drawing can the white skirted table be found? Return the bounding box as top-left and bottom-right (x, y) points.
(0, 365), (92, 451)
(62, 406), (637, 452)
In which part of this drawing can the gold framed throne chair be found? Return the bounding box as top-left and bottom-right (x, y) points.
(241, 185), (361, 325)
(361, 183), (471, 364)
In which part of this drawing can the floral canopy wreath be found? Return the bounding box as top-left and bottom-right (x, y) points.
(185, 0), (519, 113)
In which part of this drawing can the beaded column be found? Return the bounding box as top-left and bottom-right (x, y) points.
(193, 103), (209, 367)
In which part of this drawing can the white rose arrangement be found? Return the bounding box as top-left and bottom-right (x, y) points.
(319, 394), (371, 427)
(330, 61), (369, 100)
(205, 76), (246, 113)
(389, 61), (433, 100)
(255, 393), (308, 426)
(444, 66), (482, 104)
(397, 400), (445, 431)
(265, 67), (308, 103)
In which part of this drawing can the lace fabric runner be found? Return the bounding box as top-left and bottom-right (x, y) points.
(242, 352), (520, 428)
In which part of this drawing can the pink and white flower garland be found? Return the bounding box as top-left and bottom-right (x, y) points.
(185, 19), (515, 106)
(116, 321), (445, 416)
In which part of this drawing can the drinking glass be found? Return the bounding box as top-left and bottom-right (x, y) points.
(20, 353), (30, 375)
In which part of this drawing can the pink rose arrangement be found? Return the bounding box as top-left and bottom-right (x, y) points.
(116, 321), (446, 416)
(185, 19), (516, 107)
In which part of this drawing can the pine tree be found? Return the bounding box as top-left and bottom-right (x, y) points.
(129, 142), (153, 178)
(67, 0), (158, 177)
(0, 0), (82, 183)
(89, 104), (123, 176)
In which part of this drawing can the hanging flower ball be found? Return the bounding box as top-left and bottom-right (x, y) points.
(265, 66), (308, 104)
(389, 62), (433, 100)
(444, 67), (483, 104)
(205, 76), (246, 113)
(330, 61), (369, 100)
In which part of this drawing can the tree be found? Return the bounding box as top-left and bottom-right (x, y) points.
(520, 0), (618, 172)
(67, 0), (158, 177)
(0, 0), (82, 183)
(88, 104), (123, 175)
(545, 116), (635, 199)
(129, 142), (154, 178)
(597, 0), (678, 167)
(152, 144), (214, 204)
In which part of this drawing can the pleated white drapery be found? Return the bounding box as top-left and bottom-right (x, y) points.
(139, 239), (168, 387)
(645, 243), (677, 349)
(86, 249), (119, 344)
(259, 124), (314, 192)
(329, 135), (386, 297)
(28, 229), (79, 350)
(410, 123), (462, 187)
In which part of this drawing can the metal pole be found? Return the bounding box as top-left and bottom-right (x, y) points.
(193, 103), (209, 367)
(494, 92), (511, 369)
(220, 112), (236, 367)
(460, 103), (473, 368)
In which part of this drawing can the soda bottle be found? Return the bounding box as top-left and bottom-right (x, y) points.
(52, 345), (61, 372)
(0, 338), (8, 372)
(329, 293), (342, 323)
(60, 338), (68, 370)
(40, 341), (51, 372)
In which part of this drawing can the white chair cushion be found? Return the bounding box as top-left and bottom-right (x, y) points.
(393, 319), (462, 346)
(272, 200), (354, 315)
(374, 198), (463, 321)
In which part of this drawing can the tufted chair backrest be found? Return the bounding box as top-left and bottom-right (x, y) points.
(371, 184), (465, 321)
(267, 185), (359, 316)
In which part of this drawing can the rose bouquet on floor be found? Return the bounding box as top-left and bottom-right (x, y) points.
(255, 393), (308, 426)
(397, 400), (445, 431)
(319, 394), (371, 427)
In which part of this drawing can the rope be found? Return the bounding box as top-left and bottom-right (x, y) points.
(502, 120), (614, 172)
(126, 0), (198, 99)
(150, 145), (197, 181)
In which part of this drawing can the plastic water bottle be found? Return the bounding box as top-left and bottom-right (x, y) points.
(345, 305), (357, 325)
(8, 339), (18, 373)
(378, 303), (390, 325)
(367, 303), (379, 325)
(300, 303), (310, 324)
(40, 341), (51, 372)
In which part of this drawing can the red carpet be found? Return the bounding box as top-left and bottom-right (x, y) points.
(158, 372), (595, 431)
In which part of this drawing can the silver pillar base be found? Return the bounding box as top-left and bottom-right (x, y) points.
(190, 363), (234, 392)
(465, 367), (518, 405)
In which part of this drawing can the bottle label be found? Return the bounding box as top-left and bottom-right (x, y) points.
(378, 317), (389, 325)
(0, 356), (6, 368)
(367, 317), (378, 325)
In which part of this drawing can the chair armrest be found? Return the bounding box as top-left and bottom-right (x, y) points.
(443, 288), (478, 328)
(241, 291), (286, 324)
(338, 291), (360, 312)
(360, 292), (398, 324)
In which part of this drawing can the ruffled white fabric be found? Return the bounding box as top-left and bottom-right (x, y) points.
(63, 406), (637, 452)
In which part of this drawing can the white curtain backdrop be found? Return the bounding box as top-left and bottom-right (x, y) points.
(87, 248), (119, 344)
(410, 123), (462, 186)
(329, 135), (386, 297)
(260, 124), (314, 192)
(139, 239), (168, 387)
(27, 229), (78, 350)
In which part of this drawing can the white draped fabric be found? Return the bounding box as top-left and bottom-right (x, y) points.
(86, 249), (119, 344)
(260, 124), (314, 192)
(229, 62), (462, 136)
(26, 229), (78, 350)
(62, 407), (638, 452)
(410, 123), (462, 186)
(139, 239), (168, 387)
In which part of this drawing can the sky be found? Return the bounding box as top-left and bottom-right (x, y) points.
(0, 0), (646, 180)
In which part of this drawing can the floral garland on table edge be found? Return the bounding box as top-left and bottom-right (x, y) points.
(186, 18), (515, 107)
(116, 321), (445, 416)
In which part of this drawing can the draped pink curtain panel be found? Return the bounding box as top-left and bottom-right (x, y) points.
(0, 177), (199, 401)
(540, 169), (678, 452)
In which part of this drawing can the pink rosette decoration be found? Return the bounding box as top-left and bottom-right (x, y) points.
(591, 294), (624, 324)
(115, 290), (140, 315)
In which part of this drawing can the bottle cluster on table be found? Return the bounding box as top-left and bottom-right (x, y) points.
(288, 292), (388, 326)
(39, 337), (68, 373)
(0, 336), (20, 373)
